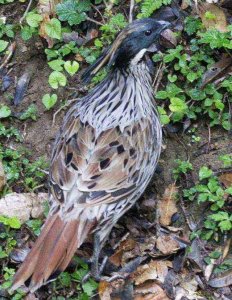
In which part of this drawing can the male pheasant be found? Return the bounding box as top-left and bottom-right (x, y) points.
(12, 18), (169, 292)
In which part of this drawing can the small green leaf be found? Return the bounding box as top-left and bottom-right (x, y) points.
(210, 212), (229, 221)
(26, 12), (43, 28)
(64, 60), (79, 76)
(187, 72), (197, 82)
(219, 220), (232, 231)
(45, 18), (61, 40)
(42, 93), (58, 110)
(21, 25), (34, 40)
(82, 279), (98, 296)
(0, 40), (8, 52)
(49, 71), (67, 89)
(199, 166), (213, 180)
(226, 187), (232, 195)
(0, 105), (11, 118)
(8, 217), (21, 229)
(48, 59), (64, 71)
(167, 74), (177, 82)
(169, 97), (187, 113)
(156, 91), (168, 99)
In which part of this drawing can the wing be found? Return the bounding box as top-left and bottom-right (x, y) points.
(49, 105), (156, 213)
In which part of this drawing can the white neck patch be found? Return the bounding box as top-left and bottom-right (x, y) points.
(130, 48), (147, 65)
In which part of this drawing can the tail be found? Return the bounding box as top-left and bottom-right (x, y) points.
(11, 214), (94, 293)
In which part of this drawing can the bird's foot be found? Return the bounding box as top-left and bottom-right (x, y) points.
(82, 256), (108, 283)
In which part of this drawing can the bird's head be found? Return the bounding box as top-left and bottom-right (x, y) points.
(82, 18), (171, 82)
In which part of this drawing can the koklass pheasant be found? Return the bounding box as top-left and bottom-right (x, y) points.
(12, 18), (170, 292)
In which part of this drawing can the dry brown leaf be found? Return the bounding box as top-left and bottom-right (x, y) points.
(175, 273), (200, 300)
(0, 193), (48, 222)
(208, 269), (232, 288)
(25, 293), (38, 300)
(181, 0), (190, 10)
(219, 173), (232, 188)
(134, 282), (170, 300)
(109, 238), (137, 266)
(0, 160), (6, 192)
(38, 0), (61, 48)
(156, 235), (179, 255)
(99, 281), (112, 300)
(199, 3), (228, 32)
(132, 260), (172, 285)
(158, 184), (178, 226)
(201, 54), (232, 88)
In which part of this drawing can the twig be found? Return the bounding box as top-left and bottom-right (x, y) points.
(91, 4), (106, 24)
(19, 0), (33, 25)
(179, 194), (197, 231)
(207, 124), (211, 154)
(52, 99), (77, 125)
(129, 0), (135, 23)
(0, 42), (16, 71)
(153, 62), (165, 94)
(86, 16), (104, 26)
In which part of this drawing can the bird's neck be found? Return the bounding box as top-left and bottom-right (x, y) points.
(79, 61), (156, 135)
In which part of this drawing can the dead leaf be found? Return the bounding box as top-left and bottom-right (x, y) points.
(222, 238), (231, 260)
(0, 193), (48, 222)
(158, 184), (178, 226)
(99, 281), (112, 300)
(208, 269), (232, 287)
(160, 29), (177, 48)
(0, 160), (6, 191)
(38, 0), (61, 48)
(25, 293), (38, 300)
(175, 273), (201, 300)
(181, 0), (189, 10)
(132, 260), (172, 285)
(38, 0), (58, 16)
(201, 54), (232, 88)
(109, 238), (137, 266)
(199, 3), (228, 32)
(134, 282), (170, 300)
(204, 258), (216, 281)
(156, 235), (179, 255)
(110, 237), (157, 267)
(219, 173), (232, 188)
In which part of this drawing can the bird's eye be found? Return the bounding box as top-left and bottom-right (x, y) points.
(145, 30), (152, 36)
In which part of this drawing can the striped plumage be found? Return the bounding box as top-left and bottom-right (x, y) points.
(12, 18), (169, 293)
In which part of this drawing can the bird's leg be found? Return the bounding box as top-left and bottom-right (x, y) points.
(91, 233), (107, 280)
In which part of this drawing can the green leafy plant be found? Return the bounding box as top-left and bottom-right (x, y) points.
(0, 39), (8, 52)
(64, 60), (79, 76)
(54, 257), (98, 298)
(183, 163), (232, 240)
(45, 18), (62, 40)
(137, 0), (172, 18)
(26, 12), (43, 28)
(100, 13), (127, 43)
(19, 104), (38, 121)
(42, 93), (58, 110)
(173, 159), (193, 180)
(49, 71), (67, 89)
(0, 19), (14, 38)
(219, 154), (232, 168)
(153, 17), (232, 130)
(56, 0), (91, 26)
(0, 105), (11, 118)
(26, 219), (43, 236)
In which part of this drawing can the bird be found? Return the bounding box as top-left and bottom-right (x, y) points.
(11, 18), (170, 293)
